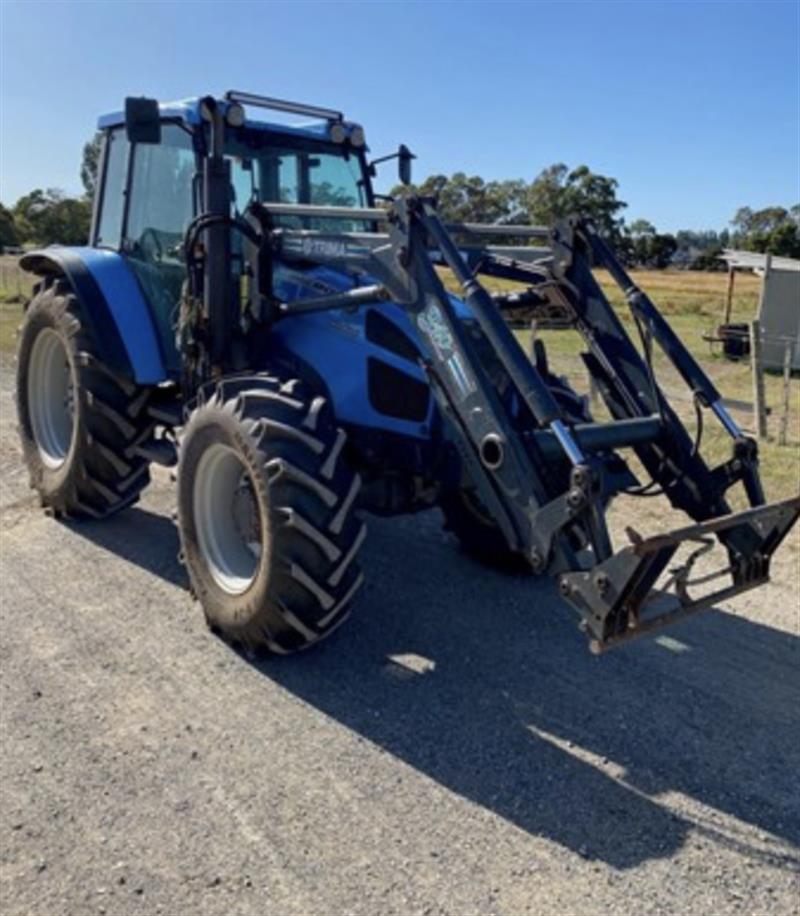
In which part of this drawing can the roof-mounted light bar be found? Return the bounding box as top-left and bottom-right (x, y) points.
(224, 90), (343, 122)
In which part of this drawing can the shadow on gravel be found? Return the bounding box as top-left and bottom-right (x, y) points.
(67, 506), (187, 589)
(73, 506), (800, 871)
(257, 515), (800, 871)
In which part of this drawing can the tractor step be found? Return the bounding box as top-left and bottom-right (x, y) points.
(133, 436), (178, 467)
(559, 494), (800, 652)
(148, 402), (184, 427)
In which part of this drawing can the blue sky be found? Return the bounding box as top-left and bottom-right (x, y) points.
(1, 0), (798, 231)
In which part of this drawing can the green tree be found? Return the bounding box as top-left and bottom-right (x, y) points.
(0, 203), (20, 250)
(629, 218), (656, 237)
(81, 132), (103, 199)
(392, 172), (527, 225)
(648, 233), (678, 269)
(626, 219), (655, 266)
(690, 247), (726, 271)
(13, 188), (91, 246)
(755, 221), (800, 258)
(394, 163), (627, 246)
(525, 163), (627, 244)
(561, 165), (627, 242)
(525, 164), (569, 225)
(730, 205), (799, 256)
(623, 219), (677, 268)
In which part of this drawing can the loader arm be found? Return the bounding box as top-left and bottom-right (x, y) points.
(251, 197), (799, 651)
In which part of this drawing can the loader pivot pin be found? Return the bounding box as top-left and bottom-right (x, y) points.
(551, 420), (586, 466)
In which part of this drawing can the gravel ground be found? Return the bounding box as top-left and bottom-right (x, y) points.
(1, 364), (799, 916)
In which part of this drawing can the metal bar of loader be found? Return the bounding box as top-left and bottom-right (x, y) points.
(530, 415), (662, 460)
(408, 199), (616, 569)
(259, 202), (389, 223)
(586, 227), (724, 408)
(463, 231), (768, 560)
(445, 222), (550, 239)
(278, 284), (389, 315)
(419, 201), (567, 432)
(397, 207), (555, 555)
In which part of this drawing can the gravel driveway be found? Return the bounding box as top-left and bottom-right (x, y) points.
(1, 365), (798, 915)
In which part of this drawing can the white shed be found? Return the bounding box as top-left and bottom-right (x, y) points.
(719, 250), (800, 371)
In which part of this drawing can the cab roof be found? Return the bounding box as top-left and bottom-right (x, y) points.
(97, 95), (365, 146)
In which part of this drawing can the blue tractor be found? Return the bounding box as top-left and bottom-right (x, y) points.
(17, 91), (799, 654)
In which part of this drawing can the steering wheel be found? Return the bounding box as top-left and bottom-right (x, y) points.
(138, 227), (164, 262)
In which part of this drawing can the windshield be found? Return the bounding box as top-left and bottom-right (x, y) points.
(226, 135), (370, 232)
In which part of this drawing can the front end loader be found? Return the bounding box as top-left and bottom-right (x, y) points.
(16, 91), (799, 655)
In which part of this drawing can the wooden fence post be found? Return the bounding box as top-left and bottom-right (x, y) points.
(756, 253), (772, 321)
(750, 319), (768, 440)
(723, 265), (735, 325)
(778, 339), (792, 446)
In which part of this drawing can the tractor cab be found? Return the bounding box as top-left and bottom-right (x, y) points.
(91, 93), (379, 374)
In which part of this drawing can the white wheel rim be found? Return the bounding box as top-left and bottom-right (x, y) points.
(193, 444), (263, 595)
(27, 328), (75, 470)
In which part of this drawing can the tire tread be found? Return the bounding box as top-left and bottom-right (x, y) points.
(17, 280), (153, 519)
(178, 373), (365, 653)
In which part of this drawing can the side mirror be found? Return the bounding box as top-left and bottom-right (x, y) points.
(367, 144), (416, 184)
(398, 144), (415, 186)
(125, 97), (161, 144)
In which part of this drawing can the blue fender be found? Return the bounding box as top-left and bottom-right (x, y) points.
(20, 246), (167, 385)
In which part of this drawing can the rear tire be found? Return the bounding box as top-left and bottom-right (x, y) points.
(177, 374), (366, 654)
(16, 279), (153, 519)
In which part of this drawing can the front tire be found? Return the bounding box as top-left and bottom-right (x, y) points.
(16, 279), (153, 518)
(177, 374), (366, 654)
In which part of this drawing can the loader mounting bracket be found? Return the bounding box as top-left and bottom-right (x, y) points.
(560, 495), (800, 652)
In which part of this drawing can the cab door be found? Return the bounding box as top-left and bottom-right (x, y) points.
(122, 123), (197, 373)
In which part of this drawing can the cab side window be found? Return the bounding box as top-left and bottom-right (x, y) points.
(95, 129), (128, 249)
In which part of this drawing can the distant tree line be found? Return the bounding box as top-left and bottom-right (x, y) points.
(1, 134), (798, 269)
(393, 167), (800, 267)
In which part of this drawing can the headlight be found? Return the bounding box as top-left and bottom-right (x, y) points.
(349, 126), (365, 147)
(330, 122), (347, 143)
(225, 102), (245, 127)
